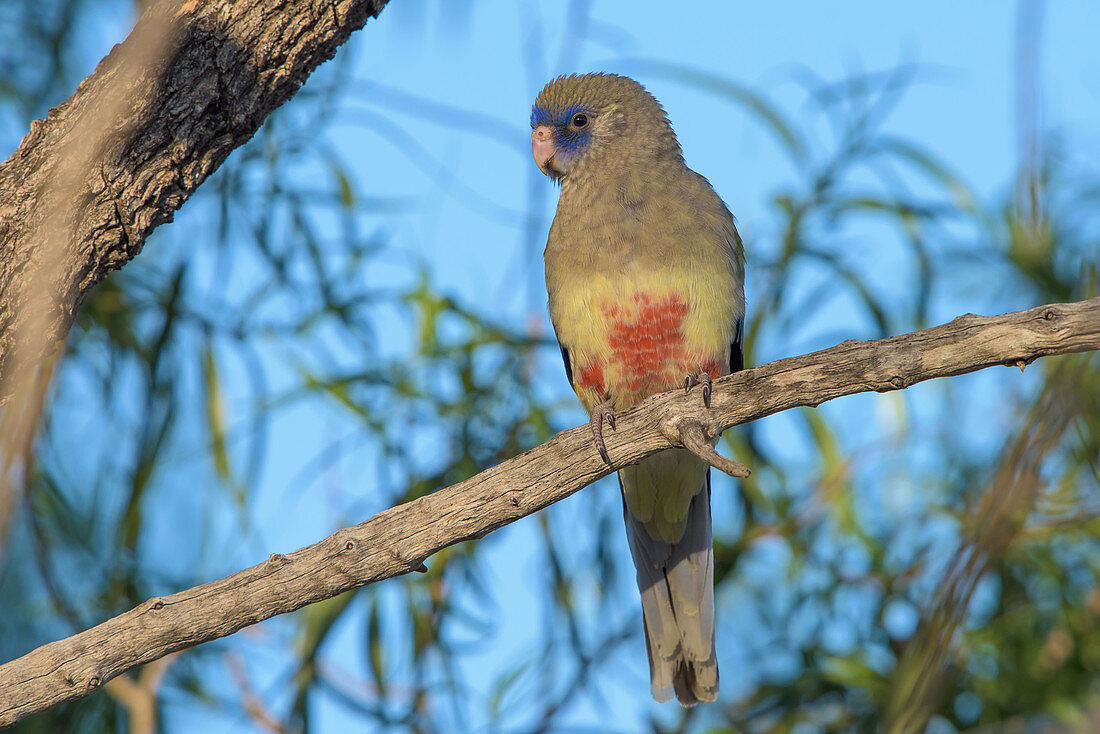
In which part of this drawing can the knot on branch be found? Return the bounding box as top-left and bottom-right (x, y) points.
(1036, 306), (1069, 335)
(660, 417), (751, 479)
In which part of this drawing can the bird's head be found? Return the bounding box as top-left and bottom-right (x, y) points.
(530, 73), (681, 183)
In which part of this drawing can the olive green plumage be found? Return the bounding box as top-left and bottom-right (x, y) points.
(533, 73), (745, 705)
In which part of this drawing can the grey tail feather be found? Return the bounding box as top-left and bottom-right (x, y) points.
(621, 471), (718, 706)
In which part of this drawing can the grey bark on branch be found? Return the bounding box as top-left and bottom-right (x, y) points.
(2, 296), (1099, 726)
(0, 0), (392, 401)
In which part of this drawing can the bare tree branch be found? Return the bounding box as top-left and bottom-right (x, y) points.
(0, 4), (178, 568)
(1, 296), (1097, 726)
(0, 0), (392, 402)
(0, 0), (391, 557)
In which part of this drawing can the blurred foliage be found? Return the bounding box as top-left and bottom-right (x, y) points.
(1, 1), (1098, 734)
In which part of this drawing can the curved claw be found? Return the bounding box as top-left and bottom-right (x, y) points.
(589, 401), (616, 465)
(684, 371), (713, 408)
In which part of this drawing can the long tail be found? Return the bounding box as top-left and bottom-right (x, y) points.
(621, 470), (717, 705)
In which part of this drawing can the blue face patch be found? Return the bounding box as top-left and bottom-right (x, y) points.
(530, 103), (591, 130)
(530, 104), (552, 129)
(530, 103), (594, 170)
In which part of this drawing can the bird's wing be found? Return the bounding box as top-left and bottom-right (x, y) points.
(558, 342), (574, 389)
(729, 315), (744, 374)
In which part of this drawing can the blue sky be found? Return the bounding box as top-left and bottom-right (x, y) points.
(8, 1), (1100, 731)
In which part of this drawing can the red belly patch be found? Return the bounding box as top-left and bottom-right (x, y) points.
(576, 361), (605, 395)
(573, 292), (726, 399)
(607, 292), (688, 392)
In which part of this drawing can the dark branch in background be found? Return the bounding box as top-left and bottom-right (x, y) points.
(0, 0), (392, 402)
(1, 296), (1098, 727)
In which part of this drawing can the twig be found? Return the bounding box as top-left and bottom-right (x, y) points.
(102, 653), (178, 734)
(226, 652), (292, 734)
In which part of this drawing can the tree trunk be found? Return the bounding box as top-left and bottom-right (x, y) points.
(0, 0), (391, 398)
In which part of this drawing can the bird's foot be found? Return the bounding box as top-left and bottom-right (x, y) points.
(684, 372), (713, 408)
(666, 419), (751, 479)
(589, 400), (616, 466)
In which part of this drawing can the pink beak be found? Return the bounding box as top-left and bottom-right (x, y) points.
(532, 125), (556, 175)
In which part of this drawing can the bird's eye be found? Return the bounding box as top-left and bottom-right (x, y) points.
(571, 113), (589, 128)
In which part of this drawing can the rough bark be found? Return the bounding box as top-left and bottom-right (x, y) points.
(0, 0), (391, 399)
(1, 296), (1098, 726)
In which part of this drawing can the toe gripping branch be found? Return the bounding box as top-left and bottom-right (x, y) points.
(662, 417), (751, 479)
(589, 401), (616, 466)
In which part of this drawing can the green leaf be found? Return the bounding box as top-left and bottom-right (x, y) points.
(203, 343), (232, 486)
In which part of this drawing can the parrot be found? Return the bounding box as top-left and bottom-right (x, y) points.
(531, 73), (745, 706)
